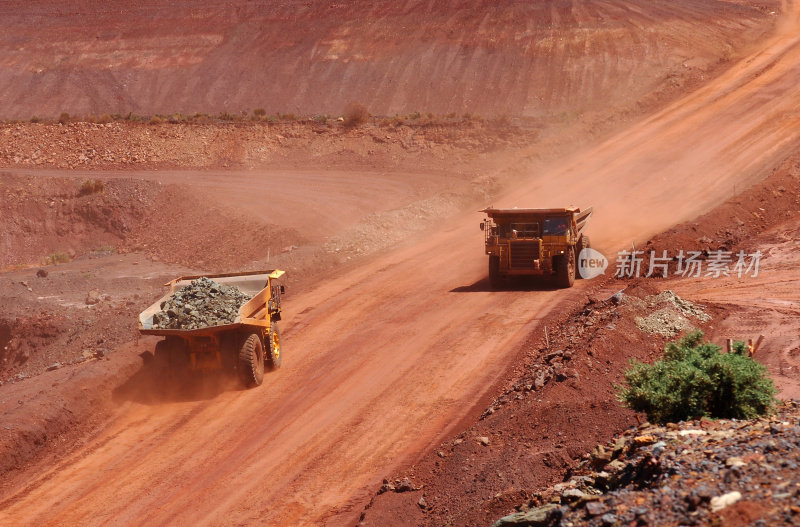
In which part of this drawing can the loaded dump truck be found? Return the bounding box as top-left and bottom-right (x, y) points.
(480, 207), (593, 288)
(138, 270), (286, 387)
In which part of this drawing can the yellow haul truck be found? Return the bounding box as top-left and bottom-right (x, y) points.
(138, 270), (285, 388)
(480, 207), (593, 288)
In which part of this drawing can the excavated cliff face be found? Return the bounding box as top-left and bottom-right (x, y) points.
(0, 0), (780, 119)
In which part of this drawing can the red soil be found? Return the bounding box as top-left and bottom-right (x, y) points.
(0, 1), (780, 120)
(362, 145), (800, 527)
(1, 1), (799, 527)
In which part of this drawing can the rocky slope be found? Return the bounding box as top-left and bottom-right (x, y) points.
(0, 0), (780, 119)
(494, 401), (800, 527)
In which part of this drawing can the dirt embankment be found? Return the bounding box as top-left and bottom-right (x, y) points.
(495, 401), (800, 527)
(359, 281), (719, 526)
(0, 118), (536, 172)
(0, 1), (780, 120)
(0, 174), (303, 270)
(0, 254), (188, 381)
(360, 151), (800, 526)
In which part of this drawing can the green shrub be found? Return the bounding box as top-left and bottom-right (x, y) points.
(217, 112), (241, 121)
(45, 251), (71, 265)
(618, 331), (777, 423)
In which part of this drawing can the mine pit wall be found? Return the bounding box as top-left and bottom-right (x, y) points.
(0, 1), (781, 120)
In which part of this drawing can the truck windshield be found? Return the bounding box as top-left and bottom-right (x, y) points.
(543, 217), (569, 235)
(509, 223), (539, 238)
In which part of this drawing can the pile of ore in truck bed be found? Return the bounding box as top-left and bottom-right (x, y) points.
(152, 277), (251, 330)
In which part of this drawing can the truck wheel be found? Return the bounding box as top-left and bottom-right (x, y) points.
(238, 333), (265, 387)
(575, 235), (590, 279)
(266, 323), (282, 371)
(154, 339), (171, 371)
(489, 255), (501, 288)
(556, 249), (576, 288)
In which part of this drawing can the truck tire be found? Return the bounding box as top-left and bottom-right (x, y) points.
(266, 323), (282, 371)
(575, 235), (591, 279)
(239, 333), (265, 387)
(556, 248), (576, 288)
(489, 255), (501, 288)
(154, 339), (171, 371)
(154, 338), (188, 382)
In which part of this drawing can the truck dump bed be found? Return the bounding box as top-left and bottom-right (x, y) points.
(138, 270), (284, 337)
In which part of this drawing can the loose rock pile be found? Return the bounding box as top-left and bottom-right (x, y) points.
(151, 277), (251, 330)
(632, 290), (710, 337)
(493, 400), (800, 526)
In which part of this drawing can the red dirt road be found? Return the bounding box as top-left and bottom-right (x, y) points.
(3, 3), (800, 527)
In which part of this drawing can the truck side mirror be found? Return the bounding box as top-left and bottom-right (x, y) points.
(480, 222), (485, 231)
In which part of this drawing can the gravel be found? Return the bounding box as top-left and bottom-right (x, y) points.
(151, 277), (251, 330)
(494, 400), (800, 526)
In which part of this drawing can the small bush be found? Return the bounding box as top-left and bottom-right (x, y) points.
(30, 115), (41, 123)
(149, 115), (163, 124)
(98, 113), (112, 124)
(79, 179), (105, 196)
(253, 108), (267, 117)
(343, 103), (369, 128)
(618, 331), (777, 423)
(58, 112), (71, 124)
(492, 115), (511, 127)
(45, 252), (72, 265)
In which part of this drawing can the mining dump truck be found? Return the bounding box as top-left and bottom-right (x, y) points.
(480, 207), (593, 288)
(138, 270), (286, 388)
